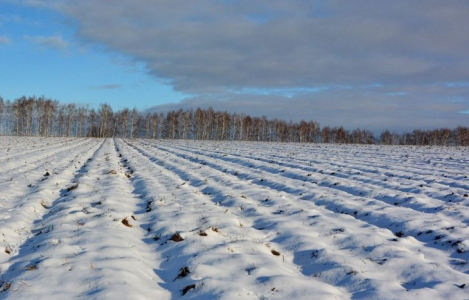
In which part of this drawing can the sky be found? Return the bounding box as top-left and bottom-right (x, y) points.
(0, 0), (468, 133)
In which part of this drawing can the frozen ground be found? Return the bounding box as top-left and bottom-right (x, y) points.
(0, 137), (468, 299)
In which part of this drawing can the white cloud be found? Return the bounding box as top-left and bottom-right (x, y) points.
(16, 0), (469, 131)
(49, 0), (469, 93)
(25, 34), (69, 49)
(147, 84), (469, 133)
(0, 35), (11, 45)
(3, 0), (52, 8)
(90, 84), (123, 90)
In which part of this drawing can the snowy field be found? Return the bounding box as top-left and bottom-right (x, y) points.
(0, 137), (468, 299)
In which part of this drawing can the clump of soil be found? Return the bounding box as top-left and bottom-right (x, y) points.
(122, 218), (133, 228)
(66, 183), (78, 192)
(182, 284), (196, 295)
(40, 200), (50, 209)
(271, 250), (281, 256)
(1, 281), (11, 292)
(146, 200), (153, 212)
(169, 232), (184, 242)
(175, 267), (190, 280)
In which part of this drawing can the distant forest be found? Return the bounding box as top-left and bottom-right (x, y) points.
(0, 96), (468, 146)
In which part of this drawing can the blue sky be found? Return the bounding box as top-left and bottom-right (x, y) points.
(0, 1), (186, 110)
(0, 0), (468, 132)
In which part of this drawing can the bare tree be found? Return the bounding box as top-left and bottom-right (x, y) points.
(182, 109), (193, 139)
(151, 112), (158, 139)
(243, 115), (252, 141)
(121, 108), (129, 138)
(440, 128), (451, 146)
(3, 94), (469, 145)
(77, 107), (87, 137)
(380, 130), (392, 145)
(144, 113), (151, 139)
(98, 103), (113, 137)
(321, 126), (330, 143)
(130, 108), (138, 139)
(456, 126), (469, 146)
(66, 103), (76, 137)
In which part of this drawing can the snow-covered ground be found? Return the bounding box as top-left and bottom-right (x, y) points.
(1, 137), (468, 299)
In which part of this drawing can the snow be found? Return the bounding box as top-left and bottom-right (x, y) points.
(1, 137), (468, 299)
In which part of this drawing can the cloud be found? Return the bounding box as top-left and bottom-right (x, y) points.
(18, 0), (469, 131)
(49, 0), (469, 92)
(0, 13), (24, 25)
(147, 84), (469, 133)
(3, 0), (51, 8)
(25, 34), (68, 49)
(0, 35), (11, 45)
(90, 84), (123, 90)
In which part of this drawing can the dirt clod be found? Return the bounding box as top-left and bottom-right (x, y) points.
(66, 183), (78, 192)
(26, 265), (37, 271)
(175, 267), (190, 280)
(122, 218), (133, 228)
(169, 233), (184, 242)
(1, 281), (11, 292)
(40, 200), (50, 209)
(182, 284), (196, 295)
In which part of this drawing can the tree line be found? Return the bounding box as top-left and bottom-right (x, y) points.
(0, 95), (468, 146)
